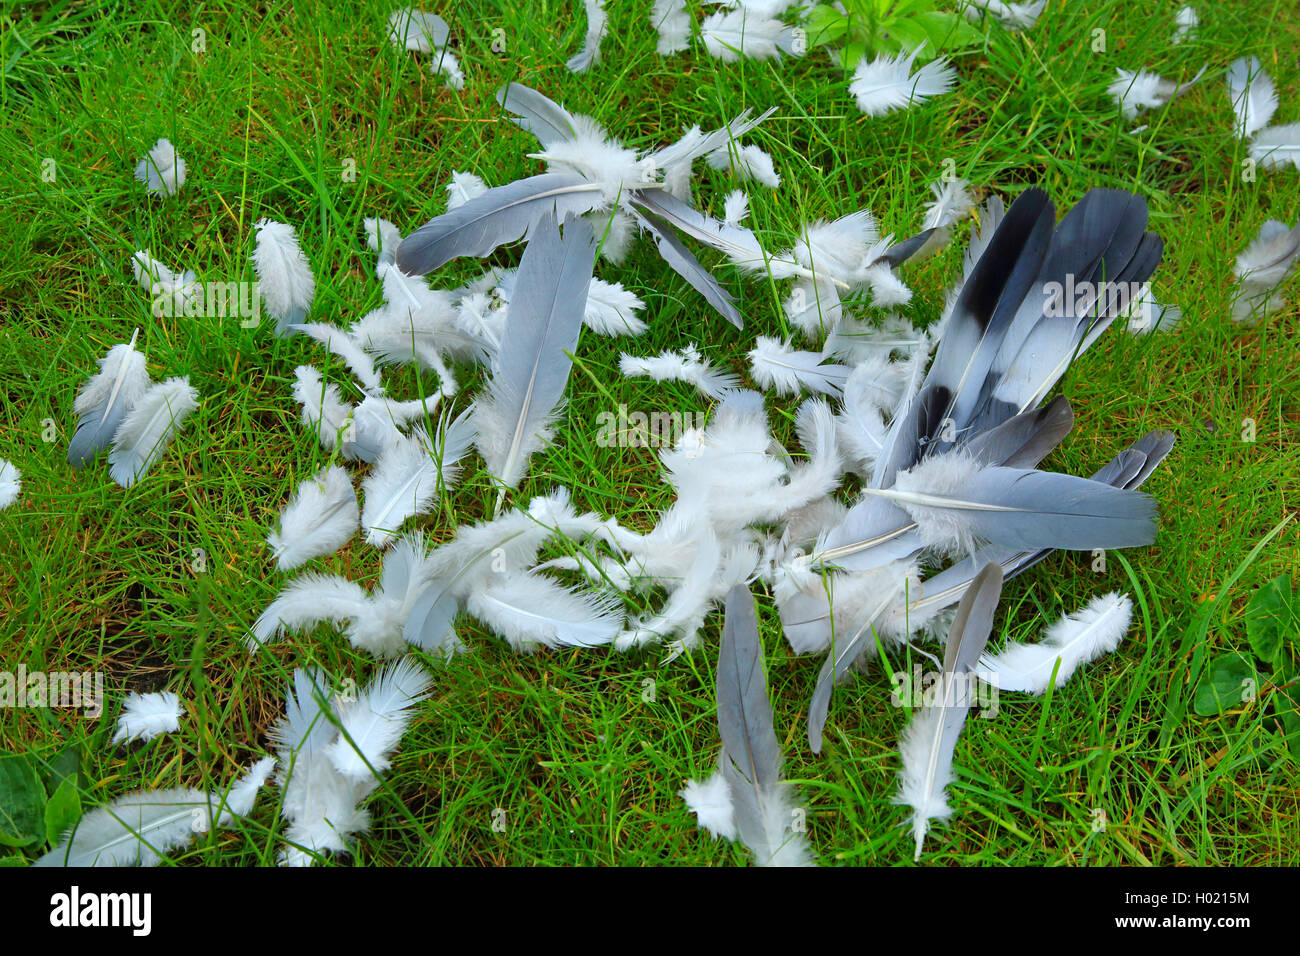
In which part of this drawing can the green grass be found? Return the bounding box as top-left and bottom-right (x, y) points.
(0, 0), (1297, 866)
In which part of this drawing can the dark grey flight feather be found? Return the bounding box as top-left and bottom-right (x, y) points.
(471, 214), (597, 490)
(918, 188), (1055, 431)
(880, 228), (939, 267)
(628, 204), (744, 327)
(959, 395), (1074, 469)
(807, 431), (1174, 751)
(910, 430), (1175, 616)
(496, 83), (579, 146)
(396, 173), (604, 275)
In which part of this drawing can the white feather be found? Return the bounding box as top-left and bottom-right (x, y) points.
(923, 177), (974, 230)
(1250, 122), (1300, 171)
(567, 0), (607, 72)
(430, 49), (465, 89)
(896, 704), (958, 856)
(707, 142), (781, 188)
(291, 365), (353, 450)
(364, 217), (403, 272)
(387, 8), (449, 52)
(267, 465), (359, 570)
(37, 760), (272, 866)
(134, 137), (186, 196)
(619, 344), (741, 398)
(107, 376), (199, 488)
(111, 691), (183, 745)
(292, 322), (384, 395)
(1226, 57), (1277, 140)
(68, 331), (152, 468)
(249, 574), (372, 648)
(445, 170), (488, 210)
(0, 460), (18, 509)
(701, 9), (799, 62)
(652, 0), (691, 54)
(978, 592), (1132, 694)
(850, 47), (956, 117)
(467, 571), (624, 650)
(132, 249), (199, 314)
(251, 219), (316, 336)
(271, 668), (373, 866)
(326, 659), (433, 779)
(722, 190), (751, 227)
(1107, 66), (1205, 120)
(749, 336), (849, 398)
(1171, 5), (1198, 42)
(584, 278), (646, 335)
(681, 770), (737, 840)
(362, 419), (473, 547)
(961, 0), (1044, 29)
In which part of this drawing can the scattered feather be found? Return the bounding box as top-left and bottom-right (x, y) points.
(112, 691), (183, 745)
(267, 466), (360, 570)
(252, 219), (316, 337)
(107, 376), (199, 488)
(134, 137), (186, 196)
(978, 592), (1132, 694)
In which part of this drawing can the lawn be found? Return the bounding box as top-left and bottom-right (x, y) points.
(0, 0), (1297, 866)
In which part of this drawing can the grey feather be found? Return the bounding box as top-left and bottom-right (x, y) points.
(496, 83), (580, 146)
(874, 465), (1158, 552)
(396, 174), (604, 275)
(471, 215), (597, 490)
(628, 204), (744, 327)
(67, 330), (151, 469)
(717, 583), (813, 866)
